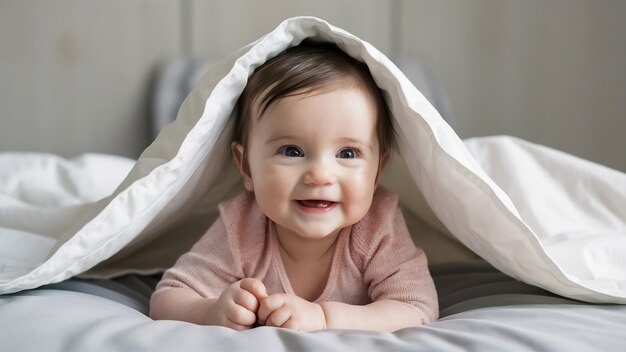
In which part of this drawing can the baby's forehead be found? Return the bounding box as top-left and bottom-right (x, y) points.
(252, 78), (379, 121)
(254, 87), (379, 143)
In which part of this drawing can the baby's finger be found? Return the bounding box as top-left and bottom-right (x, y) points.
(266, 307), (291, 328)
(224, 318), (252, 331)
(233, 289), (259, 313)
(225, 301), (257, 326)
(257, 294), (285, 323)
(281, 317), (301, 331)
(239, 278), (268, 300)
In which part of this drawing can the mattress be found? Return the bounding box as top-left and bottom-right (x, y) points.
(3, 263), (624, 351)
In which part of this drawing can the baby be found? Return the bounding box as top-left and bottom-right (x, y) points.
(150, 41), (438, 332)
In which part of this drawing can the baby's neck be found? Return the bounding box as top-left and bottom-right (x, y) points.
(273, 224), (342, 301)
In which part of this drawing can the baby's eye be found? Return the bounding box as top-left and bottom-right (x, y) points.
(279, 146), (304, 157)
(337, 148), (358, 159)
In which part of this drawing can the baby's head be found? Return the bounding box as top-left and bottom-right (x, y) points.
(233, 40), (395, 164)
(232, 40), (396, 239)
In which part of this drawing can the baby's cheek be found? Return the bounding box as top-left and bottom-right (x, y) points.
(343, 192), (375, 225)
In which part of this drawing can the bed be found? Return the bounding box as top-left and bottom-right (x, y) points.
(1, 17), (625, 351)
(3, 263), (625, 351)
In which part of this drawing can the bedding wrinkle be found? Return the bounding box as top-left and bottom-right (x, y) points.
(464, 136), (626, 300)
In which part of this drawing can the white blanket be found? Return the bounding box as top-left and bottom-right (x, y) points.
(0, 17), (624, 303)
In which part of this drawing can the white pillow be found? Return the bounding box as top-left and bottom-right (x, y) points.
(0, 17), (624, 304)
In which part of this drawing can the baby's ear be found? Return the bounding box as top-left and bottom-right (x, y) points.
(231, 142), (254, 191)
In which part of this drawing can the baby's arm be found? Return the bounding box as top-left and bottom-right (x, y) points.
(150, 278), (267, 330)
(151, 206), (270, 328)
(320, 300), (426, 331)
(149, 286), (217, 324)
(257, 295), (426, 332)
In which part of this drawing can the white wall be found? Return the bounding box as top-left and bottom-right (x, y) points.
(1, 0), (625, 171)
(0, 0), (181, 158)
(399, 0), (626, 172)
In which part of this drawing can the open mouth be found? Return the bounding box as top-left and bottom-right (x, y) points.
(296, 200), (336, 209)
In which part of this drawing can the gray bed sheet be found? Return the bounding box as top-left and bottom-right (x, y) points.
(1, 263), (625, 351)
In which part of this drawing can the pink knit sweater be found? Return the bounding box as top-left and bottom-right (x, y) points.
(153, 187), (439, 324)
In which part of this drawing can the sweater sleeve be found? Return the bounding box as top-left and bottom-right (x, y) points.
(152, 215), (244, 300)
(356, 189), (439, 324)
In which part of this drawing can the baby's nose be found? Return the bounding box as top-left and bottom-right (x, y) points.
(303, 159), (335, 186)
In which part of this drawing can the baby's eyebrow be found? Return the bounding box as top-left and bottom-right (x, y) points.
(339, 137), (374, 151)
(264, 135), (374, 151)
(265, 135), (297, 145)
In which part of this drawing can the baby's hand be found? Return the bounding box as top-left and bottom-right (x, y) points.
(205, 278), (267, 330)
(257, 293), (326, 332)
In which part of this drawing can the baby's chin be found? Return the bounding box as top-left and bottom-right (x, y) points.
(296, 218), (368, 240)
(293, 228), (341, 241)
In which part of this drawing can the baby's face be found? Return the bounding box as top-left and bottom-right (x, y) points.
(240, 84), (382, 241)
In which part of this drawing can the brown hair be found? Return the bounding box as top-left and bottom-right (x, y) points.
(233, 40), (395, 158)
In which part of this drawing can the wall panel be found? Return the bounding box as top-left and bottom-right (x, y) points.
(188, 0), (393, 60)
(0, 0), (181, 158)
(399, 0), (626, 171)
